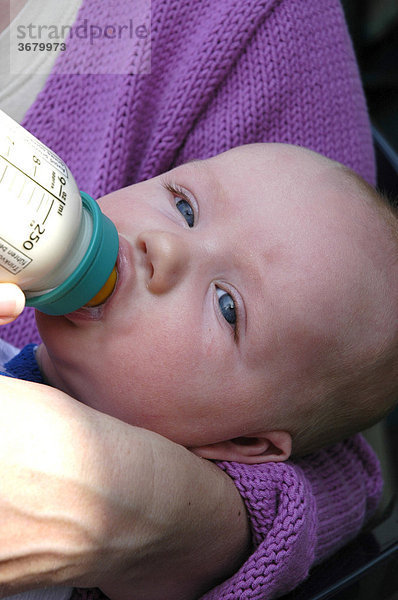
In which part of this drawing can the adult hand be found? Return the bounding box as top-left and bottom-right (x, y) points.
(0, 377), (250, 600)
(0, 283), (25, 325)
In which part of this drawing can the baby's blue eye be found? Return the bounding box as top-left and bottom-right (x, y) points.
(216, 287), (236, 327)
(176, 198), (194, 228)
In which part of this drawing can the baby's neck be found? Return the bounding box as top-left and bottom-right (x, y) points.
(35, 343), (64, 391)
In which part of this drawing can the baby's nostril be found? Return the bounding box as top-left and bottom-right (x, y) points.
(137, 237), (154, 282)
(138, 239), (148, 254)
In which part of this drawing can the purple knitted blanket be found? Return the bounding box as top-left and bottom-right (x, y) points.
(1, 1), (382, 598)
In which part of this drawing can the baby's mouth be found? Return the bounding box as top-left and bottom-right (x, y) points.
(64, 303), (105, 321)
(64, 266), (119, 322)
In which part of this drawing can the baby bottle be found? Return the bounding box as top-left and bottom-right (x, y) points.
(0, 109), (119, 315)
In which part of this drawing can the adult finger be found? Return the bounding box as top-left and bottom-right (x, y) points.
(0, 283), (25, 325)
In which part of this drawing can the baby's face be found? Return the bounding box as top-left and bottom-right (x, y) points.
(36, 144), (390, 451)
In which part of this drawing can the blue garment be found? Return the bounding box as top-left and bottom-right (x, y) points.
(2, 344), (44, 383)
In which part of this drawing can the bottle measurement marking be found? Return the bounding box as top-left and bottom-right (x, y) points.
(0, 110), (121, 314)
(19, 177), (26, 199)
(0, 164), (7, 184)
(43, 200), (54, 224)
(4, 136), (13, 158)
(0, 152), (66, 206)
(35, 191), (44, 212)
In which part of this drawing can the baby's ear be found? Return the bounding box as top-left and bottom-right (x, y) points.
(189, 431), (292, 464)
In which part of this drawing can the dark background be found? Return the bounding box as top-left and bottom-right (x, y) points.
(342, 0), (398, 479)
(341, 0), (398, 152)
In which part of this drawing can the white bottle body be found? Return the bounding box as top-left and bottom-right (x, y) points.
(0, 109), (91, 297)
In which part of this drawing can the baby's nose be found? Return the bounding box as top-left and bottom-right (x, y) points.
(137, 231), (190, 294)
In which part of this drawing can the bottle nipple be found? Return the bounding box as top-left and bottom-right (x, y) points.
(86, 265), (118, 306)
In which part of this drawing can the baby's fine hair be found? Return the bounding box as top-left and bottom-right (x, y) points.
(291, 169), (398, 457)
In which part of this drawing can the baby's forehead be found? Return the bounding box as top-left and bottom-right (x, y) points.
(175, 143), (336, 193)
(209, 142), (333, 171)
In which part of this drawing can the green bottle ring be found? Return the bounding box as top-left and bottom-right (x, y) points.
(26, 192), (119, 315)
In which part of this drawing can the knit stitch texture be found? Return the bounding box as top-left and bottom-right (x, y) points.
(1, 0), (382, 598)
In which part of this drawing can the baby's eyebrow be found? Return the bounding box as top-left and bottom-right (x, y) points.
(175, 157), (225, 207)
(182, 158), (202, 167)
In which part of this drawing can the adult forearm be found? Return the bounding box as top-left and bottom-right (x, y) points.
(0, 377), (250, 599)
(99, 440), (251, 600)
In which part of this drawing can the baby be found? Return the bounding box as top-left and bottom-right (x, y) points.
(4, 143), (398, 460)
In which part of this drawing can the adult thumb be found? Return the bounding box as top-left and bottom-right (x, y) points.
(0, 283), (25, 325)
